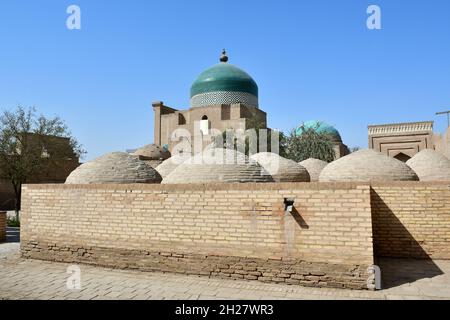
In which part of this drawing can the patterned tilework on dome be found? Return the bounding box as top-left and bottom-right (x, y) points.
(190, 91), (258, 108)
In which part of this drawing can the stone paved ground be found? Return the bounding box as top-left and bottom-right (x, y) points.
(1, 229), (450, 300)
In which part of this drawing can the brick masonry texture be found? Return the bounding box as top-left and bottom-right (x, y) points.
(20, 182), (374, 290)
(0, 211), (6, 242)
(371, 182), (450, 259)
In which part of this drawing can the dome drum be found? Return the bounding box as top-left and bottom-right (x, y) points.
(190, 91), (258, 109)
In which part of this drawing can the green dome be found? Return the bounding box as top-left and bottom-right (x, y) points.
(295, 120), (342, 142)
(190, 63), (258, 98)
(190, 51), (259, 108)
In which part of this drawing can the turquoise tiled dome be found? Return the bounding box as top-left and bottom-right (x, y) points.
(190, 51), (259, 108)
(295, 120), (342, 142)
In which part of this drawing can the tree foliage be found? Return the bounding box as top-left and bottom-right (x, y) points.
(283, 123), (336, 163)
(0, 106), (84, 215)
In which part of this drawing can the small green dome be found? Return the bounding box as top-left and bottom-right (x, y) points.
(190, 51), (259, 108)
(295, 120), (342, 141)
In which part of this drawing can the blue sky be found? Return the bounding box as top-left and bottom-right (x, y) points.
(1, 0), (449, 160)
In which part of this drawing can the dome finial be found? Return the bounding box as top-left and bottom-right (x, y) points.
(220, 49), (228, 63)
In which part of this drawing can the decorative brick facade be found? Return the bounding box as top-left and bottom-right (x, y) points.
(368, 121), (435, 161)
(20, 183), (374, 290)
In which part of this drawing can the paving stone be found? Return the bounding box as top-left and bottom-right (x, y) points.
(1, 245), (450, 300)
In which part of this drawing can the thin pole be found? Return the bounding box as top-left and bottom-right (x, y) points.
(436, 111), (450, 127)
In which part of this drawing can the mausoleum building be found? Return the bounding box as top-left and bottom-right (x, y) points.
(153, 50), (267, 155)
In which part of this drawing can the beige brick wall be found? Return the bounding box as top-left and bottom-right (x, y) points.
(19, 181), (450, 288)
(371, 182), (450, 259)
(0, 211), (6, 242)
(20, 182), (374, 289)
(20, 183), (374, 264)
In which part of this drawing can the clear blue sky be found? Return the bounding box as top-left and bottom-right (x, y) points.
(1, 0), (449, 160)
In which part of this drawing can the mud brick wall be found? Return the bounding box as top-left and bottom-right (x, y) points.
(0, 211), (6, 242)
(20, 183), (374, 290)
(371, 182), (450, 259)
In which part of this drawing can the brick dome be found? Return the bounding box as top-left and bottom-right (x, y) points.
(162, 148), (273, 184)
(65, 152), (162, 184)
(250, 152), (310, 182)
(131, 144), (171, 161)
(406, 149), (450, 181)
(319, 149), (419, 182)
(299, 158), (328, 182)
(155, 153), (192, 179)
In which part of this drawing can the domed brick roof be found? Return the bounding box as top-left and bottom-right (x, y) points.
(162, 148), (273, 184)
(250, 152), (310, 182)
(406, 149), (450, 181)
(65, 152), (162, 184)
(131, 144), (171, 161)
(299, 158), (328, 182)
(155, 153), (192, 179)
(190, 50), (258, 108)
(319, 149), (419, 182)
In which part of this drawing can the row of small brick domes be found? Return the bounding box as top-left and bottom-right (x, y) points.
(65, 147), (450, 184)
(155, 148), (450, 183)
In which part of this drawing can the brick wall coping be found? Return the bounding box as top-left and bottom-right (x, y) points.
(21, 181), (450, 192)
(22, 182), (372, 191)
(369, 181), (450, 187)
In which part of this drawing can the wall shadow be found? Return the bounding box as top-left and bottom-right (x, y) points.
(377, 257), (443, 289)
(371, 189), (443, 289)
(291, 207), (309, 229)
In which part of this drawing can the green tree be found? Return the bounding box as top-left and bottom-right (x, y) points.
(0, 106), (84, 218)
(283, 123), (336, 163)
